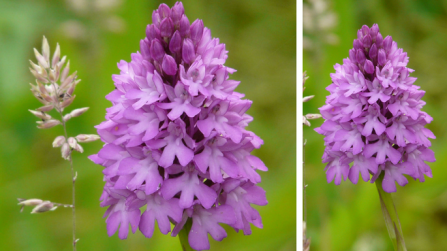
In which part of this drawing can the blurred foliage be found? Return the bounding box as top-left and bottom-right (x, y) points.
(304, 0), (447, 250)
(0, 0), (295, 250)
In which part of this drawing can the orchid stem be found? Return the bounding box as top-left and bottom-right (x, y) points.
(178, 218), (194, 251)
(375, 173), (407, 251)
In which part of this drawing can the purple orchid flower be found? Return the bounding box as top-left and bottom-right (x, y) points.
(90, 2), (267, 249)
(315, 24), (435, 192)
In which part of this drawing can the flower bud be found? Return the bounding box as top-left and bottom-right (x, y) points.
(146, 24), (161, 41)
(179, 15), (190, 37)
(361, 25), (370, 36)
(190, 19), (204, 44)
(36, 119), (61, 129)
(53, 136), (66, 147)
(357, 29), (363, 40)
(364, 59), (374, 74)
(162, 55), (178, 75)
(356, 49), (366, 65)
(378, 48), (386, 66)
(69, 107), (89, 118)
(158, 3), (171, 18)
(182, 38), (195, 64)
(362, 34), (372, 48)
(349, 49), (357, 63)
(29, 109), (52, 120)
(383, 35), (392, 53)
(353, 39), (362, 50)
(370, 24), (379, 40)
(171, 2), (184, 25)
(160, 18), (173, 38)
(375, 33), (383, 48)
(169, 31), (182, 53)
(152, 11), (161, 27)
(140, 39), (151, 60)
(150, 39), (165, 62)
(369, 43), (378, 61)
(61, 143), (71, 160)
(75, 134), (100, 143)
(31, 201), (57, 214)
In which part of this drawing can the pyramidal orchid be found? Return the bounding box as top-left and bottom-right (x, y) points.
(89, 2), (267, 250)
(315, 24), (435, 193)
(315, 24), (435, 250)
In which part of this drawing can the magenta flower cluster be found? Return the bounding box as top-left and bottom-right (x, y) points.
(89, 2), (267, 250)
(315, 24), (435, 193)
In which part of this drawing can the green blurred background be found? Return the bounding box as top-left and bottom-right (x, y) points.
(304, 0), (447, 250)
(0, 0), (296, 250)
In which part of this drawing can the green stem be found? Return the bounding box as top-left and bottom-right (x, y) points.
(178, 218), (194, 251)
(375, 173), (407, 251)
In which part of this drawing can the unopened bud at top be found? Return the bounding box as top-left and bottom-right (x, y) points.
(182, 38), (195, 64)
(362, 34), (372, 48)
(190, 19), (204, 44)
(146, 24), (161, 41)
(370, 24), (379, 40)
(383, 36), (393, 53)
(356, 49), (366, 65)
(375, 33), (383, 48)
(179, 15), (190, 37)
(158, 3), (171, 19)
(150, 39), (165, 62)
(160, 18), (174, 38)
(378, 48), (386, 66)
(353, 39), (362, 50)
(364, 59), (374, 74)
(162, 55), (178, 75)
(349, 49), (357, 63)
(169, 31), (182, 53)
(369, 44), (378, 61)
(171, 2), (184, 25)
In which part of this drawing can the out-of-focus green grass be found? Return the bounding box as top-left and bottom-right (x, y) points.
(0, 0), (296, 250)
(304, 0), (447, 250)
